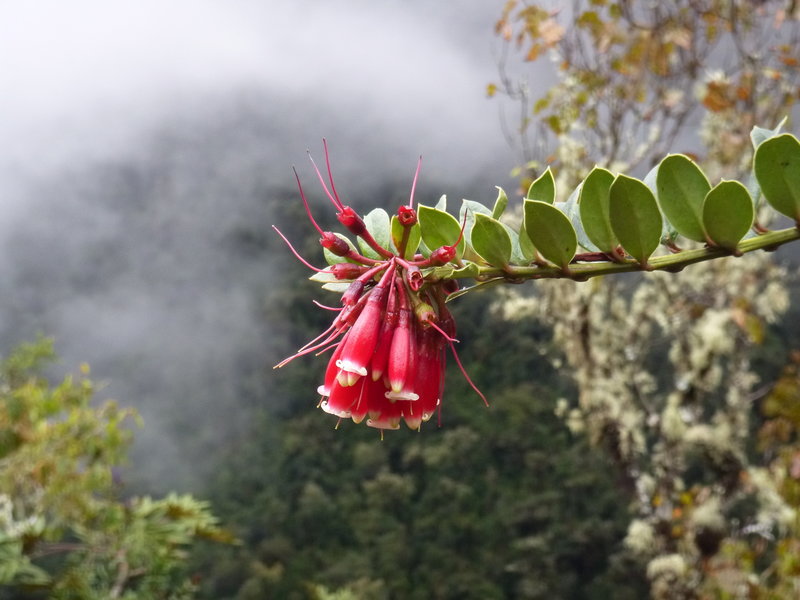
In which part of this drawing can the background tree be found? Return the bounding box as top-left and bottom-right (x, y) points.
(491, 0), (800, 188)
(0, 338), (228, 599)
(490, 0), (800, 597)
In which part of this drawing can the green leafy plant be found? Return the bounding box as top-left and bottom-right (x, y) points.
(0, 338), (230, 599)
(275, 125), (800, 434)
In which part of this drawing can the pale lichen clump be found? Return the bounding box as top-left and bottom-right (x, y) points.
(492, 248), (795, 594)
(624, 518), (656, 555)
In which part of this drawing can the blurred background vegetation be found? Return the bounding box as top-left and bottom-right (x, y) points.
(3, 1), (800, 598)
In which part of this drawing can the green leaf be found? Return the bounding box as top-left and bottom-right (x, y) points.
(418, 204), (465, 259)
(523, 200), (577, 269)
(492, 187), (509, 219)
(503, 222), (530, 265)
(526, 167), (556, 203)
(754, 133), (800, 221)
(609, 174), (663, 265)
(655, 154), (710, 242)
(390, 215), (421, 260)
(459, 199), (493, 261)
(321, 282), (352, 293)
(435, 194), (447, 211)
(564, 183), (599, 252)
(309, 270), (343, 284)
(702, 180), (754, 250)
(323, 233), (360, 265)
(357, 208), (394, 259)
(451, 261), (480, 278)
(750, 117), (787, 149)
(579, 167), (617, 252)
(470, 213), (512, 267)
(518, 220), (538, 260)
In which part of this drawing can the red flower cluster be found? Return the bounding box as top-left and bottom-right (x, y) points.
(275, 142), (486, 431)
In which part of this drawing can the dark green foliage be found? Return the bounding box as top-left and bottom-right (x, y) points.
(194, 295), (647, 599)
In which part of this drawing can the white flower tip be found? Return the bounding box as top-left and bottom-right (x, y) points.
(336, 358), (367, 377)
(385, 390), (419, 402)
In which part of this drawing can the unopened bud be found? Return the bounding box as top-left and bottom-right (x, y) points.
(414, 301), (437, 325)
(397, 206), (417, 226)
(341, 280), (365, 306)
(429, 245), (456, 265)
(337, 206), (367, 236)
(330, 263), (368, 279)
(320, 232), (351, 256)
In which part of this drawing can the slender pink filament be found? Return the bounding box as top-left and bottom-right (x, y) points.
(446, 339), (489, 407)
(308, 151), (342, 211)
(427, 319), (459, 343)
(313, 300), (343, 311)
(272, 225), (324, 272)
(408, 155), (422, 209)
(322, 138), (344, 210)
(293, 167), (325, 236)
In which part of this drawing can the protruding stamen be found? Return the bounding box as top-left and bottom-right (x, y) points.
(408, 155), (422, 209)
(272, 225), (324, 272)
(446, 338), (489, 407)
(426, 319), (459, 343)
(308, 151), (342, 211)
(293, 167), (324, 236)
(322, 138), (345, 210)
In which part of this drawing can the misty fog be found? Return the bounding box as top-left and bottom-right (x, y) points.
(0, 1), (537, 491)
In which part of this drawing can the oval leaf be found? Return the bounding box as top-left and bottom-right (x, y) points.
(564, 182), (599, 252)
(357, 208), (394, 259)
(526, 167), (556, 203)
(492, 186), (509, 218)
(609, 175), (663, 265)
(754, 133), (800, 221)
(524, 200), (577, 269)
(418, 204), (465, 259)
(579, 167), (617, 252)
(655, 154), (710, 242)
(459, 199), (493, 262)
(470, 213), (512, 267)
(702, 180), (754, 250)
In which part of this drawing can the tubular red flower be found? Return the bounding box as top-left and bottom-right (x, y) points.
(276, 147), (488, 433)
(336, 264), (395, 379)
(369, 281), (399, 381)
(387, 306), (415, 396)
(397, 205), (417, 226)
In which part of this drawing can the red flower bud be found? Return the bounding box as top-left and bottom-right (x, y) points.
(330, 263), (369, 279)
(429, 245), (457, 266)
(397, 205), (417, 226)
(337, 206), (367, 236)
(320, 232), (350, 256)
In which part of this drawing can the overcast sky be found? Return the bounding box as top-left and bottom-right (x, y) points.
(0, 1), (539, 490)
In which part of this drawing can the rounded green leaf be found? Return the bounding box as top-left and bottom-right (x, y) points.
(523, 200), (577, 269)
(491, 186), (509, 219)
(609, 174), (663, 265)
(470, 213), (512, 267)
(357, 208), (394, 259)
(459, 199), (493, 262)
(578, 167), (617, 252)
(754, 133), (800, 221)
(526, 167), (556, 203)
(702, 180), (754, 250)
(418, 204), (465, 259)
(655, 154), (710, 242)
